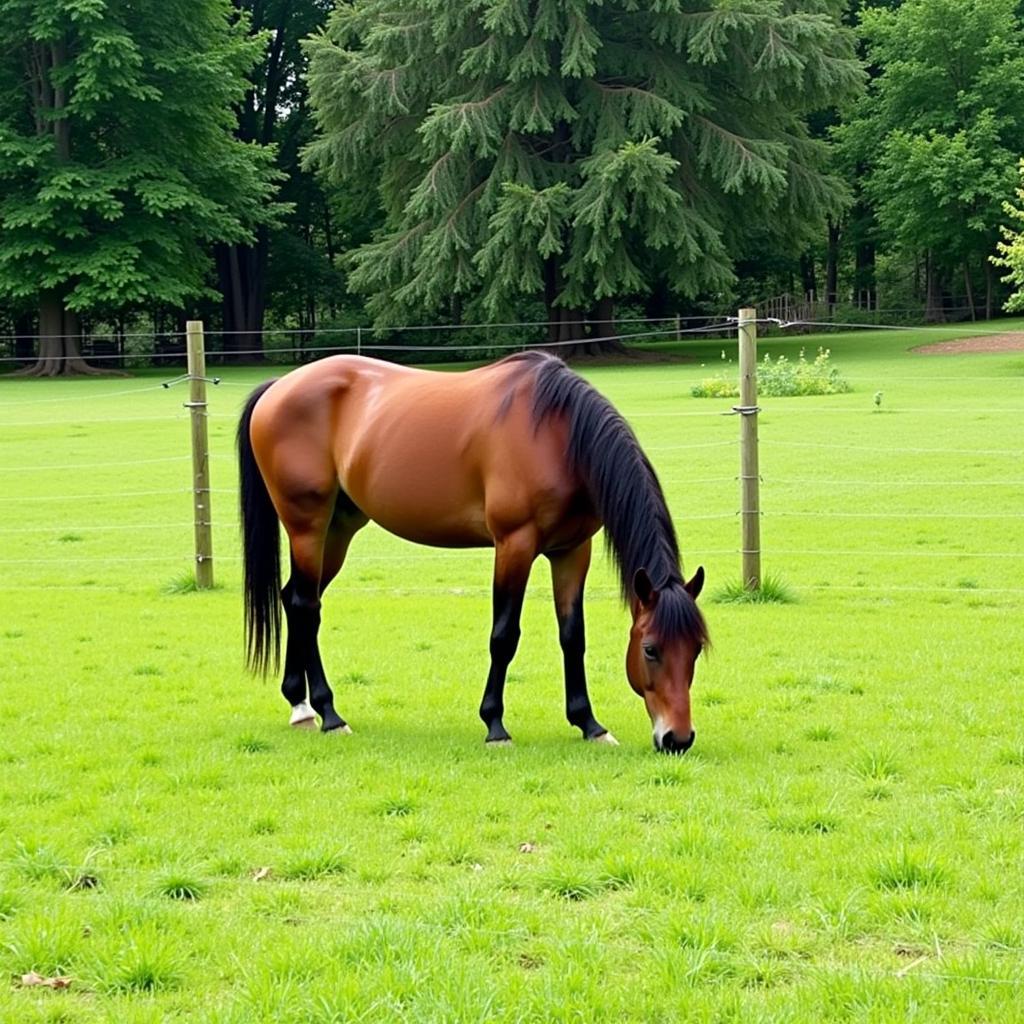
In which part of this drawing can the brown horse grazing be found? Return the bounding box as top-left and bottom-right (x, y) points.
(237, 351), (708, 753)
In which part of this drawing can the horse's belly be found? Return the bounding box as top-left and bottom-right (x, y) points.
(343, 451), (491, 548)
(363, 497), (491, 548)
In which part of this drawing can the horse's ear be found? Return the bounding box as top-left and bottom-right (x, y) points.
(684, 566), (705, 601)
(633, 568), (658, 607)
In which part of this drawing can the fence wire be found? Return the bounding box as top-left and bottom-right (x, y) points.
(1, 319), (1021, 596)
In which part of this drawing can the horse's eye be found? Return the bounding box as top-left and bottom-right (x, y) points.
(643, 643), (658, 662)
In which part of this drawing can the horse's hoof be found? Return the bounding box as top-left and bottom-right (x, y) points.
(290, 702), (317, 730)
(486, 738), (513, 747)
(324, 723), (352, 736)
(589, 731), (619, 746)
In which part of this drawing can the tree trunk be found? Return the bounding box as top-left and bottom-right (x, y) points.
(216, 229), (268, 361)
(924, 250), (945, 323)
(825, 221), (840, 311)
(588, 296), (619, 347)
(18, 290), (101, 376)
(14, 314), (35, 361)
(15, 38), (101, 376)
(323, 197), (338, 318)
(985, 260), (993, 321)
(800, 253), (817, 302)
(962, 263), (976, 321)
(644, 278), (671, 321)
(854, 238), (876, 310)
(540, 250), (624, 356)
(544, 257), (560, 344)
(546, 298), (625, 358)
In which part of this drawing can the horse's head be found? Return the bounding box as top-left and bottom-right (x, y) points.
(626, 567), (707, 754)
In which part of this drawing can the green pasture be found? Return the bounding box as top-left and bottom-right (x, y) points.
(1, 325), (1023, 1022)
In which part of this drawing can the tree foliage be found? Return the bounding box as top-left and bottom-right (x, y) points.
(991, 161), (1024, 310)
(835, 0), (1024, 314)
(0, 0), (279, 371)
(305, 0), (861, 338)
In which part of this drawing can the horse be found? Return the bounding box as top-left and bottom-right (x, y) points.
(236, 350), (708, 753)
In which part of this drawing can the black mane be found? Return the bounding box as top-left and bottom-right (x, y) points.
(509, 351), (708, 647)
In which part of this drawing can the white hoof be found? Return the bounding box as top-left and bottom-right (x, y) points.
(590, 731), (619, 746)
(487, 738), (513, 747)
(289, 702), (316, 729)
(325, 724), (353, 736)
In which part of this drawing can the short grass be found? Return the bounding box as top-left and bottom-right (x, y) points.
(1, 323), (1023, 1021)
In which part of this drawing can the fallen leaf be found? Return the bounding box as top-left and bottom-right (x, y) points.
(21, 972), (72, 989)
(252, 866), (273, 882)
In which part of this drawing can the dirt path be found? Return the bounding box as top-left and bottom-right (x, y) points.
(913, 333), (1024, 355)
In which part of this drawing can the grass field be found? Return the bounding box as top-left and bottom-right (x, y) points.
(1, 324), (1023, 1022)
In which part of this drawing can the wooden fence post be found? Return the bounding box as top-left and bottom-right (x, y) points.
(737, 308), (761, 591)
(185, 321), (214, 589)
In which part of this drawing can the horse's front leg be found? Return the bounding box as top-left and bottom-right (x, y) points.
(548, 540), (615, 744)
(479, 528), (536, 744)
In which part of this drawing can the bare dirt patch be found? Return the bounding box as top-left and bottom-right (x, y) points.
(913, 333), (1024, 355)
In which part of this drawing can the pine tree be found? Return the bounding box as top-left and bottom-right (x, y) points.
(0, 0), (279, 374)
(305, 0), (861, 350)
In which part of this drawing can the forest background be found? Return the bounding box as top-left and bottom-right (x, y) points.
(5, 0), (1024, 371)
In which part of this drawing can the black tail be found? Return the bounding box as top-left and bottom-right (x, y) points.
(237, 380), (281, 676)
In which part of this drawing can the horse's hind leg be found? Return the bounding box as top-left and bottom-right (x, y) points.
(280, 562), (318, 730)
(548, 540), (615, 744)
(281, 537), (344, 732)
(281, 497), (365, 733)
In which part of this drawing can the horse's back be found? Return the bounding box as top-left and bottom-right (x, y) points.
(250, 354), (592, 549)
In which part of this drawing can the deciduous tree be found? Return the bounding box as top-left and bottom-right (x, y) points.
(0, 0), (278, 374)
(836, 0), (1024, 319)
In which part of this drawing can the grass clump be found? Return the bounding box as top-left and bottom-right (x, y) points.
(154, 872), (208, 901)
(279, 849), (348, 881)
(539, 867), (608, 902)
(850, 748), (901, 785)
(691, 347), (853, 398)
(997, 744), (1024, 767)
(378, 795), (417, 817)
(235, 733), (272, 754)
(162, 570), (199, 595)
(804, 725), (838, 742)
(88, 925), (186, 994)
(0, 884), (23, 920)
(162, 570), (223, 595)
(8, 841), (72, 884)
(712, 573), (796, 604)
(871, 848), (949, 892)
(3, 908), (85, 976)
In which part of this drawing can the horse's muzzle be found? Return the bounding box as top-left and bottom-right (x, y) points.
(656, 729), (695, 754)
